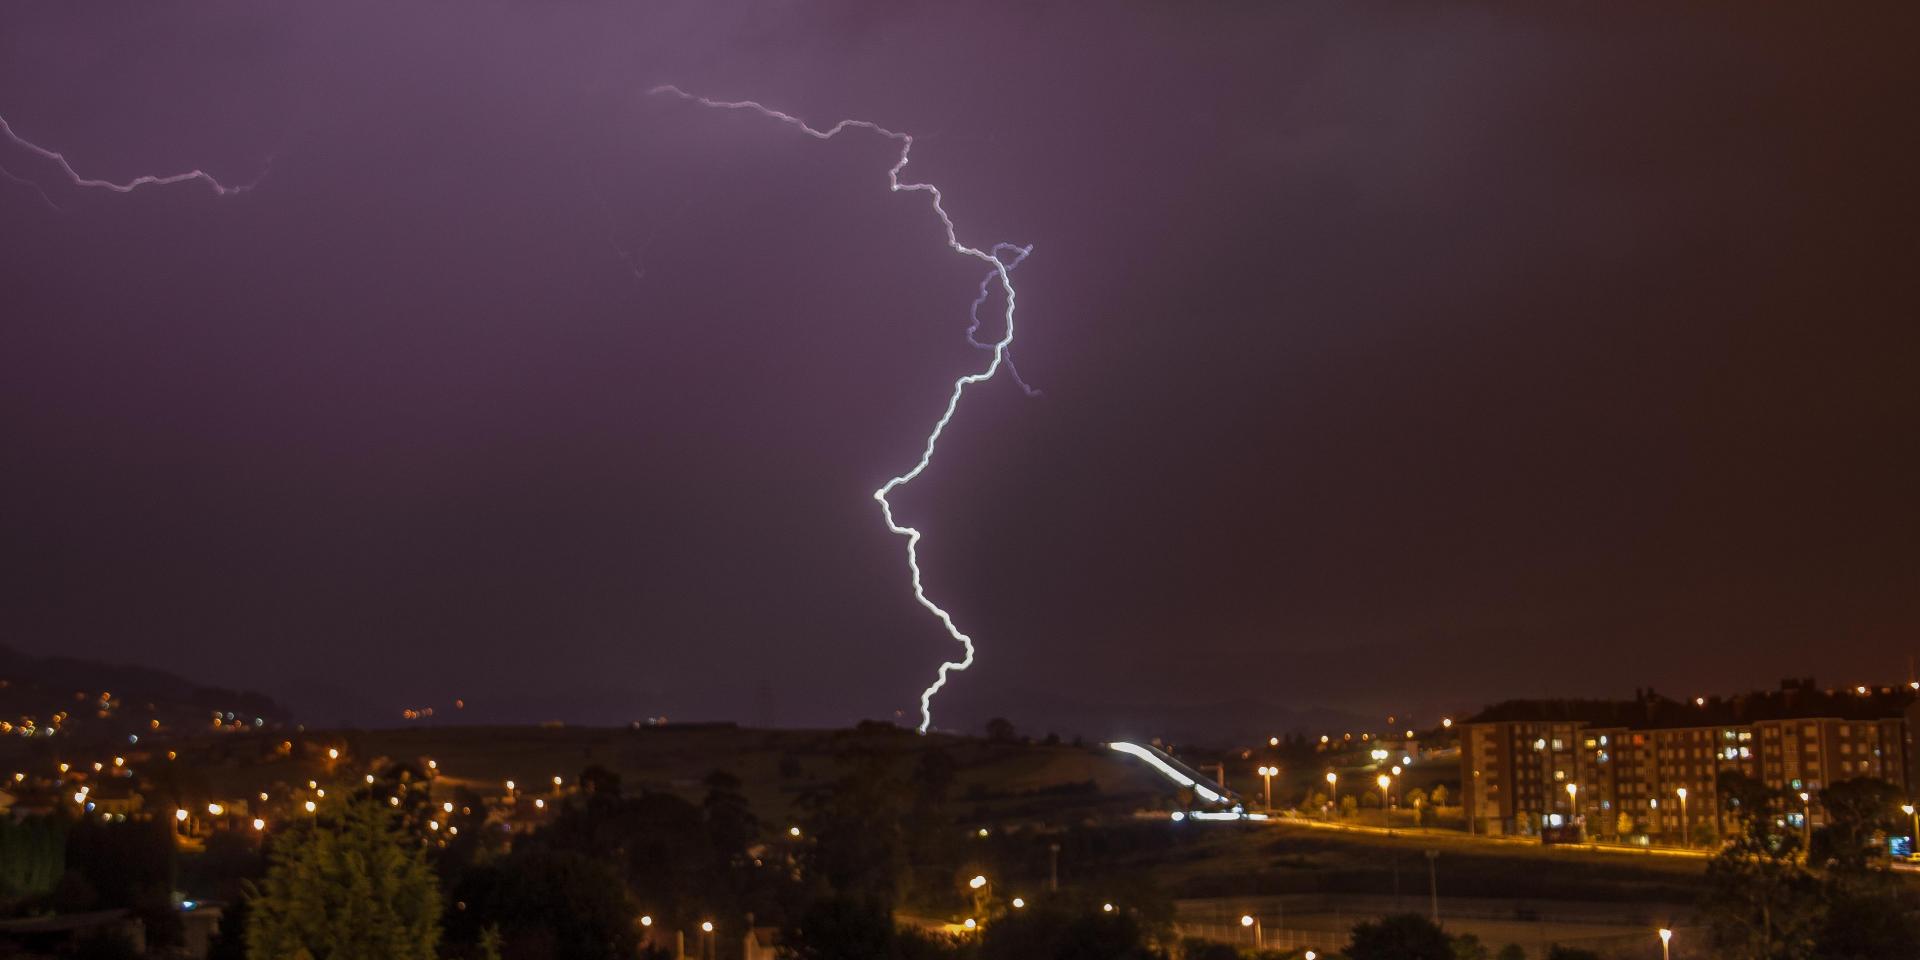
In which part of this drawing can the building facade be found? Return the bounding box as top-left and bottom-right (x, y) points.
(1459, 681), (1912, 841)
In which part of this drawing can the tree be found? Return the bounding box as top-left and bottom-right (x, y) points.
(1347, 914), (1453, 960)
(1339, 795), (1358, 819)
(786, 896), (897, 960)
(445, 848), (639, 960)
(1701, 772), (1820, 960)
(1545, 947), (1602, 960)
(978, 902), (1161, 960)
(1429, 784), (1450, 807)
(1451, 932), (1490, 960)
(800, 751), (909, 909)
(702, 770), (759, 867)
(985, 717), (1017, 743)
(1810, 777), (1901, 873)
(1494, 945), (1526, 960)
(247, 796), (441, 960)
(1807, 779), (1920, 960)
(0, 815), (64, 898)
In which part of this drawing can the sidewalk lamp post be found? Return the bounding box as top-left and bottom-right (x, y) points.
(1904, 804), (1917, 854)
(1658, 927), (1672, 960)
(1240, 914), (1262, 949)
(1326, 771), (1338, 818)
(1377, 774), (1393, 831)
(1676, 788), (1689, 848)
(1565, 783), (1578, 835)
(1257, 766), (1277, 811)
(1799, 792), (1812, 851)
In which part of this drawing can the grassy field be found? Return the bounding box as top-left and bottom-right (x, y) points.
(1076, 818), (1710, 905)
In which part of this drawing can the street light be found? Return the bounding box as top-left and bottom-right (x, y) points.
(1659, 927), (1672, 960)
(1326, 771), (1338, 818)
(1565, 783), (1578, 834)
(1377, 773), (1393, 831)
(1903, 804), (1917, 853)
(1799, 791), (1812, 851)
(1676, 788), (1689, 848)
(1257, 766), (1277, 811)
(1240, 914), (1263, 949)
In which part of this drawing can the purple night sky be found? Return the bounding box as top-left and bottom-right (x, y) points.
(2, 2), (1915, 732)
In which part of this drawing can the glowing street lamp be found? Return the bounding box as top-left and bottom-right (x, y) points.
(1377, 773), (1393, 830)
(1658, 927), (1672, 960)
(1799, 791), (1812, 850)
(968, 874), (987, 890)
(1565, 782), (1579, 829)
(1326, 771), (1338, 818)
(1676, 788), (1689, 847)
(1256, 766), (1278, 811)
(1240, 914), (1263, 949)
(1903, 804), (1917, 852)
(1011, 897), (1025, 909)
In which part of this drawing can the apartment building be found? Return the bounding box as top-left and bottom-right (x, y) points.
(1459, 680), (1911, 841)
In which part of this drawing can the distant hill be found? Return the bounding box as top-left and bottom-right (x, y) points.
(0, 644), (291, 746)
(949, 691), (1372, 749)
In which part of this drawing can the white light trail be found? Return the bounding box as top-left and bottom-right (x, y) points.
(0, 114), (261, 198)
(651, 85), (1031, 733)
(1108, 741), (1224, 802)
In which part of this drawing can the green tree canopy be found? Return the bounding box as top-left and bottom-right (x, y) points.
(247, 796), (441, 960)
(1347, 913), (1453, 960)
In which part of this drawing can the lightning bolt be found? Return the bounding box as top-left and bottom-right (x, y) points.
(650, 85), (1031, 733)
(967, 242), (1039, 397)
(0, 113), (262, 197)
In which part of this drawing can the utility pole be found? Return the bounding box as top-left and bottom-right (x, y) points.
(1048, 843), (1060, 892)
(1425, 849), (1439, 924)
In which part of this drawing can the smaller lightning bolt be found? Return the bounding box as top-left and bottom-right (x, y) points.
(650, 85), (1032, 732)
(967, 242), (1039, 397)
(0, 113), (263, 197)
(0, 160), (59, 210)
